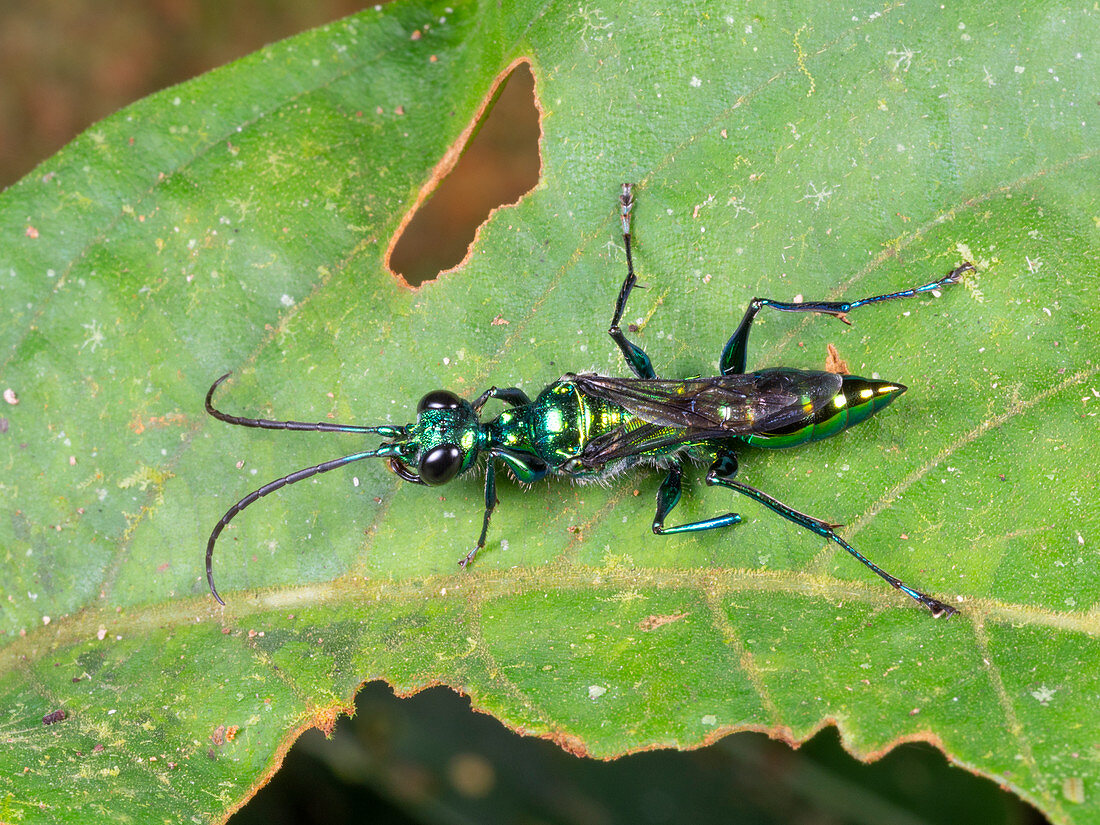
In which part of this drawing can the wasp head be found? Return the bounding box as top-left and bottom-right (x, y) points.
(390, 390), (484, 486)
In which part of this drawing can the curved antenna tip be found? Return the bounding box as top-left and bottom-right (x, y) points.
(207, 558), (227, 606)
(205, 372), (234, 412)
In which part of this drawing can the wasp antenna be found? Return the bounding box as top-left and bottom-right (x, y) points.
(206, 445), (403, 605)
(204, 372), (404, 436)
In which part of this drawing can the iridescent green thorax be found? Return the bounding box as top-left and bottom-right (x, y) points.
(488, 380), (635, 473)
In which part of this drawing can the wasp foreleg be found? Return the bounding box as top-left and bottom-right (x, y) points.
(472, 386), (531, 411)
(459, 460), (498, 569)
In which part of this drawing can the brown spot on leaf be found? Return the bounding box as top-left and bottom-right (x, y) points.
(825, 343), (849, 375)
(639, 612), (689, 632)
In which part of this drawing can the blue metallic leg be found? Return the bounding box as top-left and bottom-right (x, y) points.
(704, 453), (956, 617)
(651, 458), (742, 535)
(719, 263), (974, 375)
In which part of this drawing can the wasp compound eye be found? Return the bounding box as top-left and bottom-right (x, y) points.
(419, 444), (463, 486)
(417, 390), (462, 413)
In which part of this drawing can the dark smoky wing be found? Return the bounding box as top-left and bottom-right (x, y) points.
(571, 374), (754, 431)
(578, 421), (693, 467)
(744, 368), (844, 430)
(572, 369), (842, 434)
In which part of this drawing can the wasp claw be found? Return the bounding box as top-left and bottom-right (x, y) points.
(926, 598), (958, 618)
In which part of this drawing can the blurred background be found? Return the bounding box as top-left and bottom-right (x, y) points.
(0, 2), (1048, 822)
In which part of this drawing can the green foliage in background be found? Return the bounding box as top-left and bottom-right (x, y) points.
(1, 1), (1096, 823)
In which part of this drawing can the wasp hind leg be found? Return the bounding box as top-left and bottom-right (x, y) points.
(719, 263), (974, 376)
(703, 452), (957, 617)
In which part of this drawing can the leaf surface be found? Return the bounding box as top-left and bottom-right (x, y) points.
(1, 2), (1097, 823)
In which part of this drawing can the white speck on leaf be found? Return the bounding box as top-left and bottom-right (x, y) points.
(1031, 686), (1056, 706)
(886, 45), (918, 72)
(80, 319), (105, 353)
(800, 181), (838, 210)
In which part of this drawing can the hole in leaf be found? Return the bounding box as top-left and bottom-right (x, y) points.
(388, 61), (542, 287)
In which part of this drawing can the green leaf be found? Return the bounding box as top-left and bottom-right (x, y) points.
(2, 1), (1097, 823)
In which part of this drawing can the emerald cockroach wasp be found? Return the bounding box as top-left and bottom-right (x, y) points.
(206, 184), (972, 617)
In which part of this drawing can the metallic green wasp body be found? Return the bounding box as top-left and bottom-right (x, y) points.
(478, 368), (901, 481)
(206, 184), (971, 617)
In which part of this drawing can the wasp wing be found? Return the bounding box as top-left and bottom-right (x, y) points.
(578, 421), (701, 468)
(572, 368), (842, 433)
(570, 368), (842, 469)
